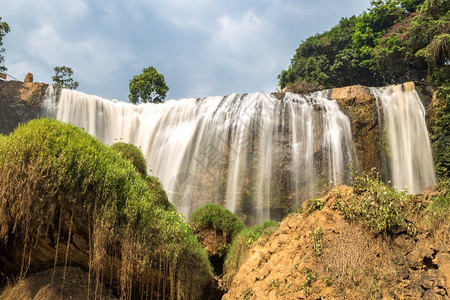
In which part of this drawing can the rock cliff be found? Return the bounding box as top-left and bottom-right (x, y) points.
(0, 80), (48, 135)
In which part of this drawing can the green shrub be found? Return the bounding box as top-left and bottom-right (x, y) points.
(223, 219), (280, 288)
(431, 84), (450, 182)
(110, 142), (174, 210)
(303, 197), (325, 216)
(335, 169), (414, 234)
(110, 142), (148, 177)
(189, 204), (243, 244)
(0, 119), (212, 299)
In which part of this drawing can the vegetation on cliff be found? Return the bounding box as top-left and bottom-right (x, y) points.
(189, 204), (244, 277)
(279, 0), (448, 90)
(0, 119), (214, 299)
(430, 84), (450, 181)
(110, 142), (174, 210)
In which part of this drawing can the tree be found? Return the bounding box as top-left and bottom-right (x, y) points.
(0, 17), (10, 72)
(52, 65), (79, 89)
(128, 66), (169, 104)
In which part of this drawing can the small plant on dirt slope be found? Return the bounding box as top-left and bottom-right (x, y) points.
(309, 225), (323, 256)
(303, 268), (317, 295)
(303, 197), (325, 216)
(334, 168), (415, 235)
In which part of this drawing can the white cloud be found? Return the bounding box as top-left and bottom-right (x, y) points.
(0, 0), (374, 100)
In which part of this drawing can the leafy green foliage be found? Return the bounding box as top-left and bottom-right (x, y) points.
(0, 119), (212, 299)
(110, 142), (174, 210)
(0, 17), (10, 72)
(223, 220), (279, 288)
(189, 203), (244, 246)
(431, 84), (450, 181)
(334, 169), (414, 234)
(111, 142), (147, 177)
(279, 0), (448, 90)
(303, 268), (317, 295)
(128, 66), (169, 104)
(303, 198), (325, 216)
(52, 65), (79, 90)
(375, 0), (450, 83)
(309, 226), (323, 256)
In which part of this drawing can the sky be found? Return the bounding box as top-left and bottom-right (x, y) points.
(0, 0), (373, 101)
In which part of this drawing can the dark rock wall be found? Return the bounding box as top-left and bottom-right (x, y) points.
(0, 81), (48, 135)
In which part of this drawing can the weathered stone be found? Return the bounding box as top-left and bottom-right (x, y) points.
(407, 239), (436, 269)
(422, 288), (446, 299)
(402, 285), (424, 298)
(24, 72), (33, 83)
(397, 267), (410, 280)
(0, 81), (48, 134)
(329, 85), (382, 175)
(434, 252), (450, 291)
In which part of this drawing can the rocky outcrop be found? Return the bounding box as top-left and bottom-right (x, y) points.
(329, 85), (383, 175)
(0, 266), (117, 299)
(24, 72), (34, 83)
(0, 80), (48, 135)
(223, 186), (449, 299)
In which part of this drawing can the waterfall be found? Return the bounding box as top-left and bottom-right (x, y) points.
(42, 87), (355, 223)
(371, 82), (436, 193)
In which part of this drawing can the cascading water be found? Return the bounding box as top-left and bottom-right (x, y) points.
(371, 82), (436, 193)
(42, 87), (355, 223)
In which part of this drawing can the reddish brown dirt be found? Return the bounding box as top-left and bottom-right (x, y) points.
(223, 186), (449, 299)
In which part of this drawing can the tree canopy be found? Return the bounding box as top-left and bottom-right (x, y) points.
(52, 65), (79, 89)
(0, 17), (10, 72)
(128, 66), (169, 104)
(279, 0), (448, 91)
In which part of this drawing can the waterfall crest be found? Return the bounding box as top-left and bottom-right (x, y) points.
(43, 88), (355, 223)
(371, 82), (436, 193)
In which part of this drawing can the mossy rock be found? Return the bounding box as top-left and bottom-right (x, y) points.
(110, 142), (173, 210)
(189, 204), (243, 275)
(110, 142), (148, 177)
(190, 204), (244, 253)
(0, 118), (215, 299)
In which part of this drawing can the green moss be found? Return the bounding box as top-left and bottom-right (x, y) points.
(110, 142), (174, 210)
(189, 204), (244, 243)
(223, 219), (279, 288)
(110, 142), (148, 177)
(0, 119), (213, 299)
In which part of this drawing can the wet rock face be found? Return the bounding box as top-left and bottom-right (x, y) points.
(0, 81), (48, 135)
(329, 85), (382, 174)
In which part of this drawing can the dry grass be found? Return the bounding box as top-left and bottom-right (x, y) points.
(0, 119), (213, 299)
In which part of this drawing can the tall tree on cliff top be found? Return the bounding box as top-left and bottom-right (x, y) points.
(52, 66), (79, 90)
(128, 67), (169, 104)
(0, 17), (10, 72)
